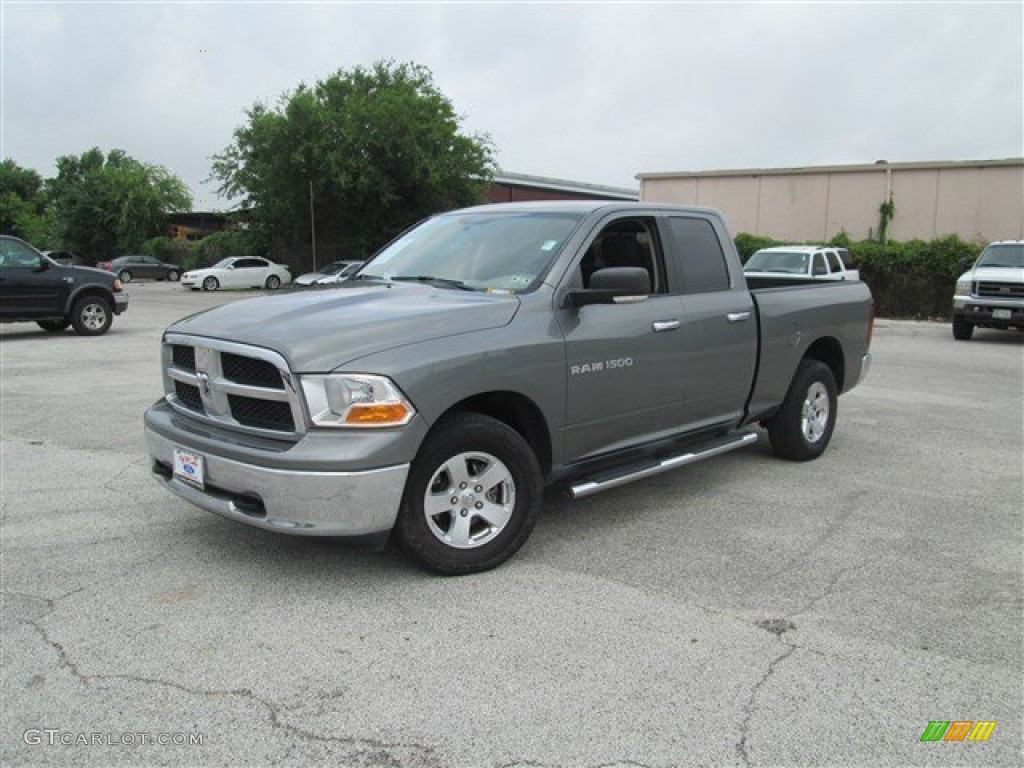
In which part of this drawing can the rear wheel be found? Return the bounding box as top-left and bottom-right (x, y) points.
(767, 360), (837, 461)
(952, 317), (974, 340)
(265, 274), (282, 290)
(394, 413), (543, 575)
(70, 295), (113, 336)
(202, 276), (219, 291)
(167, 269), (180, 282)
(37, 319), (69, 333)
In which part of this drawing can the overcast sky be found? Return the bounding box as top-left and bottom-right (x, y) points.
(3, 1), (1022, 209)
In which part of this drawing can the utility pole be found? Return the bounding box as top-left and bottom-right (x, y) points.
(309, 180), (317, 271)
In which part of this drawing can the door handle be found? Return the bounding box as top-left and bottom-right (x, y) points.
(727, 312), (751, 323)
(652, 320), (680, 332)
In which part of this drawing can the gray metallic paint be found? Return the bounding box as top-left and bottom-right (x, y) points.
(144, 201), (874, 538)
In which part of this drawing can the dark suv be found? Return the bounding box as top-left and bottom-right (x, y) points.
(0, 235), (128, 335)
(98, 254), (181, 283)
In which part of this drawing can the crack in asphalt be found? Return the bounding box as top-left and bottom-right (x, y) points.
(760, 490), (868, 584)
(735, 641), (797, 767)
(21, 599), (444, 768)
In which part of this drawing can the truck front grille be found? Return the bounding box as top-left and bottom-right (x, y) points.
(163, 335), (304, 438)
(174, 381), (203, 412)
(977, 281), (1024, 299)
(172, 344), (196, 371)
(222, 353), (284, 389)
(228, 395), (294, 431)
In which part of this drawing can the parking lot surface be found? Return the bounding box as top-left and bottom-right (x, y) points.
(2, 281), (1021, 767)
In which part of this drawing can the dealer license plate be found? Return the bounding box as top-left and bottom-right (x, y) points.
(993, 308), (1012, 320)
(173, 448), (205, 489)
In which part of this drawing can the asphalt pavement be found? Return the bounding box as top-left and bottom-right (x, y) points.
(2, 281), (1021, 767)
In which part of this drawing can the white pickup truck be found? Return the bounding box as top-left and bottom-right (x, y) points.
(743, 246), (859, 282)
(952, 240), (1024, 340)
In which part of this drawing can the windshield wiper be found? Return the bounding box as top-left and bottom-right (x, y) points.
(390, 275), (474, 291)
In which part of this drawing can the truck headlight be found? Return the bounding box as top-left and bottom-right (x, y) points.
(300, 374), (415, 428)
(954, 278), (972, 296)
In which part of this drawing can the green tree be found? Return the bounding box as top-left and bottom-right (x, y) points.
(211, 61), (495, 262)
(47, 147), (191, 261)
(0, 159), (49, 243)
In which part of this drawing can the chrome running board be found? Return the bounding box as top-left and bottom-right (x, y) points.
(569, 431), (759, 499)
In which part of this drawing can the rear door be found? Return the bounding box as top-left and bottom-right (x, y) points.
(661, 215), (758, 431)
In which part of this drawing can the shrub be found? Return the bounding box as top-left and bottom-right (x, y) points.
(193, 230), (262, 269)
(141, 236), (194, 266)
(732, 233), (983, 319)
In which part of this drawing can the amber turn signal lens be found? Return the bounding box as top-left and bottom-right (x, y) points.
(343, 403), (410, 425)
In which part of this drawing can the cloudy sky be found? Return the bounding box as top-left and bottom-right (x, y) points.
(3, 1), (1022, 209)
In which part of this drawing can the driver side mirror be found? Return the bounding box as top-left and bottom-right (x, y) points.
(567, 267), (651, 307)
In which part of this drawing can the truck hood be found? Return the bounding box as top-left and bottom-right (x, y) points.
(167, 281), (521, 371)
(964, 266), (1024, 284)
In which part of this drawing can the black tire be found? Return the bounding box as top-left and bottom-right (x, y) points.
(118, 269), (133, 283)
(70, 295), (113, 336)
(265, 274), (282, 290)
(767, 360), (837, 462)
(37, 319), (70, 332)
(167, 269), (180, 282)
(952, 317), (974, 341)
(394, 412), (543, 575)
(202, 276), (219, 291)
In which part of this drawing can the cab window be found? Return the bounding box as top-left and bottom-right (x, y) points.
(579, 217), (666, 294)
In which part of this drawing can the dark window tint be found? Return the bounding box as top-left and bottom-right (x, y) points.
(812, 254), (827, 276)
(667, 217), (730, 293)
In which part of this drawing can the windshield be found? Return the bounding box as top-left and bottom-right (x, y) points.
(212, 258), (234, 269)
(359, 212), (584, 292)
(744, 250), (810, 274)
(976, 243), (1024, 268)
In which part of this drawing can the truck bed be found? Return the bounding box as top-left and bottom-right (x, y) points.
(744, 277), (873, 424)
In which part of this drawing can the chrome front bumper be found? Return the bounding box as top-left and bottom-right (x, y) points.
(145, 425), (408, 538)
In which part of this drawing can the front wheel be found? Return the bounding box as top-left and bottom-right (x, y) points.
(767, 360), (837, 461)
(265, 274), (281, 290)
(70, 295), (113, 336)
(202, 276), (219, 291)
(118, 270), (133, 283)
(952, 317), (974, 341)
(394, 413), (543, 575)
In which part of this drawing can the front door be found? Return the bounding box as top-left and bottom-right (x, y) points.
(558, 216), (687, 462)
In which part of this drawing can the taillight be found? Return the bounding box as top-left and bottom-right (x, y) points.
(866, 302), (875, 348)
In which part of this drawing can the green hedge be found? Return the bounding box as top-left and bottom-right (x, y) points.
(734, 233), (982, 319)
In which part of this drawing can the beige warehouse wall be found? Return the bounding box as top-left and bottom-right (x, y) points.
(640, 160), (1024, 243)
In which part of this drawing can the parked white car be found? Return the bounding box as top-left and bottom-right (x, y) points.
(294, 260), (363, 286)
(744, 246), (859, 281)
(181, 257), (291, 292)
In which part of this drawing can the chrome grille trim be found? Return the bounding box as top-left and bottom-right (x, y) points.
(162, 333), (306, 438)
(977, 281), (1024, 299)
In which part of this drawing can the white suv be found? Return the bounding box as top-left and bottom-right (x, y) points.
(743, 246), (859, 281)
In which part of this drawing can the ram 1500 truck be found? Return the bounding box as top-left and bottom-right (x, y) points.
(144, 202), (873, 574)
(952, 240), (1024, 340)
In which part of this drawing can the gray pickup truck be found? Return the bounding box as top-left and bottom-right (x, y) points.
(144, 202), (873, 574)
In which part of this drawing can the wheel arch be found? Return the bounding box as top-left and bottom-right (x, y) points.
(803, 336), (845, 393)
(435, 391), (553, 477)
(63, 285), (114, 315)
